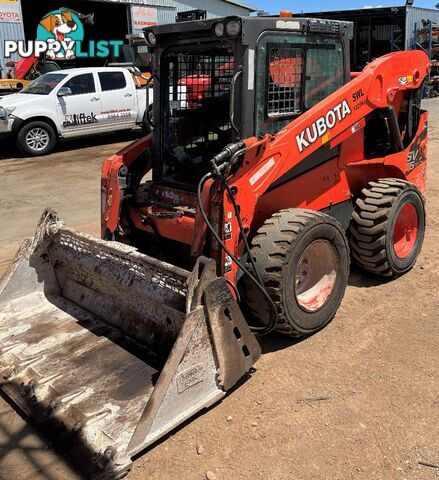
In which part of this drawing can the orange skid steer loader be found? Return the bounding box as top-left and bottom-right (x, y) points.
(0, 15), (429, 479)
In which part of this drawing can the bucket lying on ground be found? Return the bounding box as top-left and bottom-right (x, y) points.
(0, 209), (261, 480)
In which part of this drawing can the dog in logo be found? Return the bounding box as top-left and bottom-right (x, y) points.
(39, 9), (78, 59)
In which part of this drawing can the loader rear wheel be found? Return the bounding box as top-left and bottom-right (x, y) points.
(243, 209), (350, 337)
(350, 178), (425, 277)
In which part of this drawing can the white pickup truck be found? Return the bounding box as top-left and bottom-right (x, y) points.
(0, 66), (152, 156)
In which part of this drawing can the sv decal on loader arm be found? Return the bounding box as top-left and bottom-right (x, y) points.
(0, 14), (429, 479)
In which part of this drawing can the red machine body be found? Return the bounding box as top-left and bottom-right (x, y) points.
(14, 56), (38, 79)
(102, 50), (429, 287)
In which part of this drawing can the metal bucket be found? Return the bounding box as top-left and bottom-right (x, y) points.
(0, 209), (260, 479)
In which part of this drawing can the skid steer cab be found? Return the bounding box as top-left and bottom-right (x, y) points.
(0, 14), (430, 480)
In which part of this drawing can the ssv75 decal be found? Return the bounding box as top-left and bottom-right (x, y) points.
(296, 100), (352, 153)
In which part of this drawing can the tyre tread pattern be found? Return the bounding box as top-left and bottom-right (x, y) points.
(350, 178), (414, 277)
(246, 209), (349, 337)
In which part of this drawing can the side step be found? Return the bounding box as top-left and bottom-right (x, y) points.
(0, 209), (261, 479)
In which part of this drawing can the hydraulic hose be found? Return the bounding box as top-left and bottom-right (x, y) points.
(197, 171), (277, 336)
(218, 157), (279, 335)
(218, 149), (265, 286)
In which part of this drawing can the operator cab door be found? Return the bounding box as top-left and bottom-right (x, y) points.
(56, 72), (101, 137)
(255, 32), (345, 137)
(97, 71), (137, 129)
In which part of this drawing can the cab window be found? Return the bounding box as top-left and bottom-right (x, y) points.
(63, 73), (95, 95)
(98, 72), (127, 92)
(256, 33), (344, 136)
(267, 46), (303, 118)
(305, 45), (345, 109)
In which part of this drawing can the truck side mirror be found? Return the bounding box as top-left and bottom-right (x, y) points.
(58, 87), (72, 97)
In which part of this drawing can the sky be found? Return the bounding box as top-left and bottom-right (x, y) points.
(253, 0), (438, 14)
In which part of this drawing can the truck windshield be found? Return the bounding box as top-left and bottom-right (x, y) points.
(21, 73), (68, 95)
(161, 44), (236, 186)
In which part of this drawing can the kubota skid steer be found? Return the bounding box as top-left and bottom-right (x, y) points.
(0, 14), (429, 479)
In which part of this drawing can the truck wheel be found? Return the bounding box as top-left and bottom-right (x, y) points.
(350, 179), (425, 277)
(16, 121), (56, 156)
(243, 209), (350, 337)
(141, 106), (153, 134)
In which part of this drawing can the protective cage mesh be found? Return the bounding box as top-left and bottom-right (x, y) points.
(163, 49), (235, 177)
(267, 46), (303, 117)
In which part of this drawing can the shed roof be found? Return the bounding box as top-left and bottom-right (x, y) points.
(221, 0), (257, 12)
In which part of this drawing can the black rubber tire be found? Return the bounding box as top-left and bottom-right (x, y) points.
(350, 178), (425, 277)
(16, 121), (56, 156)
(243, 209), (350, 337)
(141, 106), (153, 134)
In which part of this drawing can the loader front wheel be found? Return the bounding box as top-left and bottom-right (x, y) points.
(350, 178), (425, 277)
(243, 209), (350, 337)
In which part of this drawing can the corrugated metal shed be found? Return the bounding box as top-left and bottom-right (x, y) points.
(92, 0), (254, 9)
(295, 6), (439, 69)
(156, 6), (177, 24)
(172, 0), (253, 18)
(93, 0), (175, 6)
(0, 0), (255, 68)
(406, 7), (439, 50)
(151, 0), (256, 27)
(132, 0), (255, 34)
(95, 0), (255, 23)
(0, 2), (25, 71)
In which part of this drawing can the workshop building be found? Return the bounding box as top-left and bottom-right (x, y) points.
(0, 0), (255, 70)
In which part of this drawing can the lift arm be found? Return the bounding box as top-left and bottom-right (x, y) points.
(232, 50), (429, 198)
(219, 50), (429, 281)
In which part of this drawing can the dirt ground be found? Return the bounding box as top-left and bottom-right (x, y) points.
(0, 103), (438, 480)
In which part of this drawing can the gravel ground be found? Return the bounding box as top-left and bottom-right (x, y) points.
(0, 103), (438, 480)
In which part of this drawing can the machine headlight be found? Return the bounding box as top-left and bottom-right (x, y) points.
(146, 31), (157, 46)
(214, 22), (225, 37)
(225, 18), (241, 36)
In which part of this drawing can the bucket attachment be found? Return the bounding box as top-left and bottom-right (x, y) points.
(0, 209), (261, 479)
